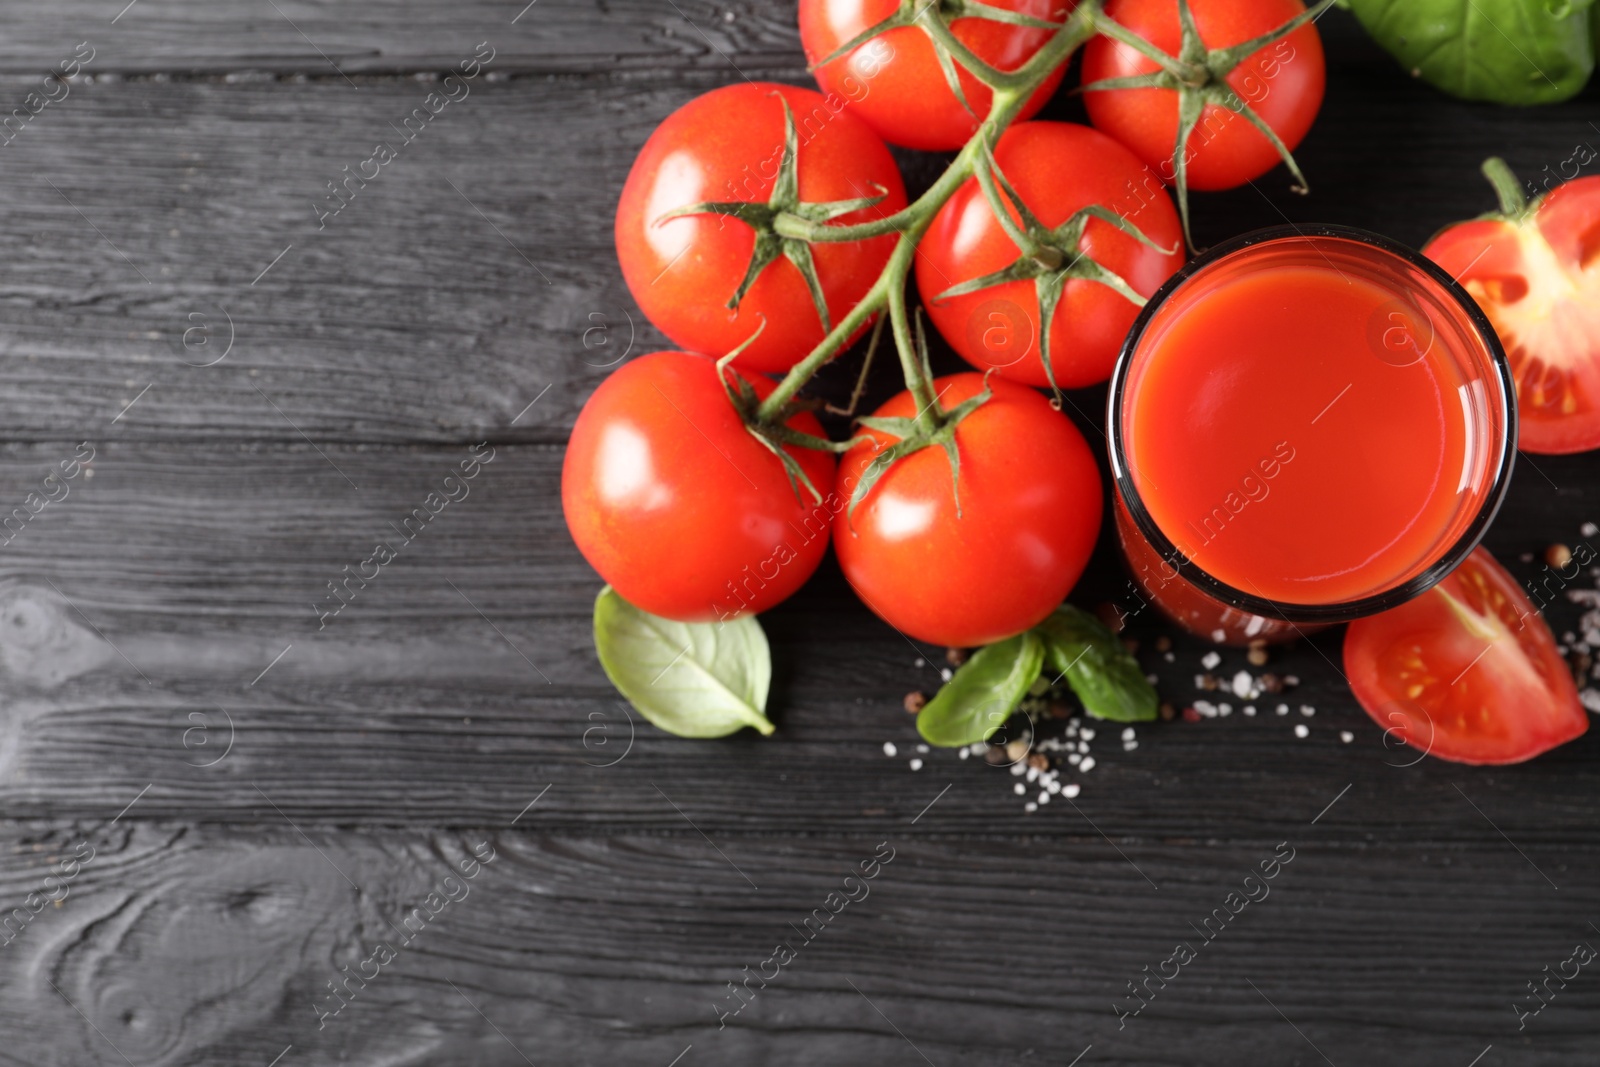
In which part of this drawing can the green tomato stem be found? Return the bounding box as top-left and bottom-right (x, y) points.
(753, 2), (1101, 426)
(1481, 156), (1531, 219)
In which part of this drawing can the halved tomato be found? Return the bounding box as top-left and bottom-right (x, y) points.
(1424, 160), (1600, 454)
(1342, 547), (1587, 765)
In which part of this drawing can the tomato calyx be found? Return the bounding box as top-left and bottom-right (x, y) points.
(931, 138), (1175, 398)
(847, 314), (994, 520)
(713, 325), (854, 507)
(809, 0), (1065, 115)
(657, 94), (890, 336)
(1080, 0), (1333, 249)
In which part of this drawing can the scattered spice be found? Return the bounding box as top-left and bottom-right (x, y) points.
(1154, 635), (1173, 653)
(1547, 543), (1574, 569)
(1197, 673), (1219, 691)
(1027, 753), (1050, 771)
(1246, 640), (1269, 667)
(1096, 601), (1125, 633)
(945, 646), (968, 667)
(1159, 702), (1176, 721)
(1260, 673), (1284, 694)
(903, 691), (927, 714)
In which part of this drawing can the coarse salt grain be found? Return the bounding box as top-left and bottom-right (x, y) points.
(1294, 724), (1309, 738)
(1123, 741), (1138, 751)
(1068, 752), (1081, 765)
(958, 748), (969, 760)
(1163, 652), (1176, 663)
(1063, 783), (1081, 798)
(1300, 705), (1315, 717)
(916, 743), (929, 753)
(1276, 704), (1289, 716)
(1038, 791), (1050, 805)
(1581, 689), (1600, 713)
(940, 668), (953, 682)
(1015, 782), (1026, 795)
(1010, 762), (1026, 776)
(1232, 670), (1252, 696)
(1201, 651), (1222, 670)
(1081, 728), (1095, 741)
(1047, 778), (1061, 794)
(1243, 705), (1256, 716)
(1340, 731), (1354, 743)
(1584, 522), (1598, 538)
(914, 658), (925, 668)
(1219, 703), (1232, 716)
(1211, 629), (1226, 643)
(883, 742), (897, 757)
(1080, 756), (1096, 772)
(1024, 801), (1038, 813)
(909, 758), (923, 771)
(1121, 727), (1136, 741)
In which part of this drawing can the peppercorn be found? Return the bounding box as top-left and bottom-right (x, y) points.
(903, 691), (927, 714)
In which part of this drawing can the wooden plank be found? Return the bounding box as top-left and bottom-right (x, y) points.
(0, 440), (1592, 839)
(0, 0), (800, 76)
(0, 823), (1593, 1065)
(0, 25), (1590, 443)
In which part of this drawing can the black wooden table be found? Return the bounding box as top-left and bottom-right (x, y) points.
(2, 2), (1597, 1064)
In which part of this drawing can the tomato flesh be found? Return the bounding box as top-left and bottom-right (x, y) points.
(562, 352), (837, 622)
(832, 374), (1102, 647)
(917, 121), (1185, 388)
(800, 0), (1073, 151)
(1080, 0), (1325, 192)
(1424, 176), (1600, 454)
(1343, 547), (1587, 765)
(615, 83), (907, 374)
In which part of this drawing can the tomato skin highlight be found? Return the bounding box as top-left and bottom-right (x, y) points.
(615, 83), (907, 374)
(1080, 0), (1325, 192)
(1343, 547), (1588, 766)
(832, 374), (1103, 647)
(562, 351), (837, 622)
(916, 121), (1186, 388)
(799, 0), (1073, 151)
(1424, 174), (1600, 455)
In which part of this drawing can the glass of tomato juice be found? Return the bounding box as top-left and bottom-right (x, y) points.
(1107, 225), (1517, 645)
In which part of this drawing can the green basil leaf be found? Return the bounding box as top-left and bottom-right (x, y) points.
(1034, 605), (1158, 723)
(917, 631), (1045, 747)
(1346, 0), (1595, 106)
(592, 586), (775, 738)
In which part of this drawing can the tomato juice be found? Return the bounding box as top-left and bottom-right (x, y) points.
(1108, 227), (1516, 643)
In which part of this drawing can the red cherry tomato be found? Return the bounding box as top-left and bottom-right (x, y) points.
(916, 121), (1185, 389)
(1081, 0), (1325, 192)
(563, 351), (837, 622)
(1343, 547), (1588, 765)
(1424, 171), (1600, 454)
(615, 83), (907, 374)
(833, 374), (1102, 647)
(800, 0), (1073, 151)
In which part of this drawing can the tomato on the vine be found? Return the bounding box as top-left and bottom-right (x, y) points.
(833, 373), (1102, 648)
(916, 121), (1185, 389)
(1424, 159), (1600, 455)
(1080, 0), (1326, 243)
(1343, 547), (1588, 766)
(800, 0), (1073, 152)
(563, 351), (837, 622)
(615, 83), (907, 374)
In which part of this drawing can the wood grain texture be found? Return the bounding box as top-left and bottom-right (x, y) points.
(0, 441), (1590, 848)
(0, 1), (1597, 1063)
(0, 823), (1594, 1066)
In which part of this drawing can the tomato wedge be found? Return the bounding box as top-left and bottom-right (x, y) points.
(1343, 547), (1587, 765)
(1423, 159), (1600, 454)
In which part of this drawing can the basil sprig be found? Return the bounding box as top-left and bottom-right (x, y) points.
(917, 604), (1159, 748)
(592, 587), (775, 738)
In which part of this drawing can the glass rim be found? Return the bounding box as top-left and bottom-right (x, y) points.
(1105, 223), (1518, 624)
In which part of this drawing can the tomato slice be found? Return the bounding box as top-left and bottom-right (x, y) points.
(1424, 174), (1600, 454)
(1343, 547), (1588, 765)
